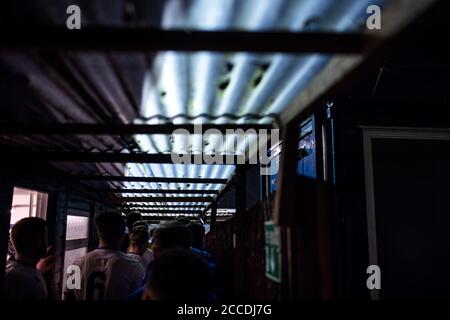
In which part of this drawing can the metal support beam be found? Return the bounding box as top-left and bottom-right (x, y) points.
(142, 216), (230, 222)
(94, 188), (218, 195)
(210, 201), (218, 231)
(0, 123), (273, 135)
(120, 204), (207, 210)
(141, 216), (231, 222)
(142, 216), (198, 222)
(235, 165), (247, 217)
(1, 29), (373, 54)
(202, 175), (235, 215)
(3, 150), (246, 164)
(233, 165), (247, 297)
(137, 210), (202, 215)
(77, 175), (228, 184)
(120, 196), (215, 203)
(279, 0), (440, 126)
(273, 122), (300, 226)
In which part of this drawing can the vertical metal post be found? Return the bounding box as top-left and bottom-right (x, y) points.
(234, 165), (247, 297)
(210, 201), (217, 231)
(273, 122), (298, 225)
(54, 192), (68, 299)
(235, 165), (247, 217)
(0, 180), (14, 295)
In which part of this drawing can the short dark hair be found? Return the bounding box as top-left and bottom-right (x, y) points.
(171, 216), (191, 226)
(11, 217), (47, 255)
(126, 211), (142, 229)
(147, 248), (211, 300)
(132, 220), (148, 231)
(129, 224), (149, 247)
(152, 224), (192, 250)
(186, 222), (205, 249)
(95, 211), (125, 244)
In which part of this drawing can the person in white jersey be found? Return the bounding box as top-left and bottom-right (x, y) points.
(127, 222), (153, 271)
(64, 211), (144, 300)
(4, 217), (52, 300)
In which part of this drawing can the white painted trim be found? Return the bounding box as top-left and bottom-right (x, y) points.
(360, 127), (450, 140)
(362, 126), (450, 300)
(362, 130), (379, 300)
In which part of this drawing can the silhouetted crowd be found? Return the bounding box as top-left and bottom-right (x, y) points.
(4, 211), (217, 300)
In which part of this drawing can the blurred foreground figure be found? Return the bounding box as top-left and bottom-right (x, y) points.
(4, 218), (50, 300)
(187, 222), (219, 299)
(142, 248), (211, 301)
(64, 212), (144, 300)
(127, 222), (153, 271)
(127, 223), (192, 300)
(150, 223), (192, 258)
(121, 211), (142, 252)
(187, 222), (216, 269)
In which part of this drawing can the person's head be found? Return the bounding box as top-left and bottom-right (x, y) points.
(171, 216), (191, 226)
(11, 217), (48, 264)
(128, 224), (149, 255)
(143, 248), (211, 301)
(131, 220), (148, 230)
(95, 211), (125, 249)
(186, 222), (205, 249)
(151, 224), (191, 258)
(126, 211), (142, 230)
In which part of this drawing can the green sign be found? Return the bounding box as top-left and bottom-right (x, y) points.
(264, 221), (282, 283)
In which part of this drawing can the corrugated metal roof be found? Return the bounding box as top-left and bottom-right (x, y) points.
(0, 0), (389, 215)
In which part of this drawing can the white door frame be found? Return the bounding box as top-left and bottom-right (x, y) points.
(362, 126), (450, 300)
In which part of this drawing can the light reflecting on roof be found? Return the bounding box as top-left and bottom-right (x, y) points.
(123, 0), (388, 206)
(0, 0), (390, 217)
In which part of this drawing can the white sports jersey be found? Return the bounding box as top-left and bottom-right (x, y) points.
(65, 248), (144, 300)
(5, 260), (47, 300)
(127, 249), (153, 272)
(127, 253), (147, 271)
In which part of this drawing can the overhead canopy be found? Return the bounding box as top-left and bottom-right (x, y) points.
(1, 0), (429, 220)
